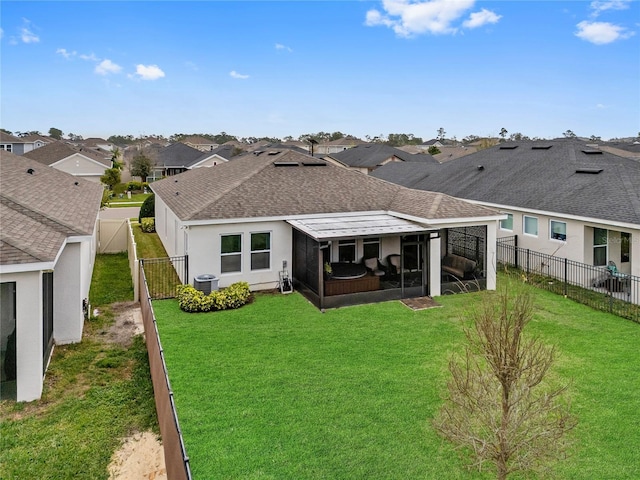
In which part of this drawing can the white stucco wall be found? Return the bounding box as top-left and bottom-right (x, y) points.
(52, 154), (108, 182)
(53, 242), (84, 344)
(187, 221), (293, 291)
(0, 271), (43, 402)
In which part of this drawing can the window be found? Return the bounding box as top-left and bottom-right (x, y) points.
(250, 232), (271, 270)
(500, 214), (513, 231)
(362, 237), (380, 260)
(621, 232), (630, 263)
(523, 216), (538, 236)
(550, 220), (567, 241)
(0, 144), (12, 153)
(593, 228), (608, 267)
(338, 239), (356, 262)
(221, 234), (242, 273)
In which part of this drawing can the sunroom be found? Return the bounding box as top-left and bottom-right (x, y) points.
(289, 213), (490, 309)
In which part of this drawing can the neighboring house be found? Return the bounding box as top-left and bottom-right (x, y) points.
(180, 135), (219, 152)
(23, 142), (112, 183)
(325, 144), (438, 174)
(0, 151), (103, 402)
(0, 132), (53, 155)
(151, 149), (503, 310)
(314, 138), (368, 155)
(79, 137), (115, 152)
(432, 146), (478, 163)
(147, 143), (231, 181)
(372, 139), (640, 282)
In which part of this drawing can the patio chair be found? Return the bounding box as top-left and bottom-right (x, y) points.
(362, 257), (387, 277)
(386, 254), (401, 280)
(592, 261), (630, 295)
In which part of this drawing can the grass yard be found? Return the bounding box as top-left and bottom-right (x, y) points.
(153, 282), (640, 479)
(0, 253), (157, 479)
(132, 223), (169, 259)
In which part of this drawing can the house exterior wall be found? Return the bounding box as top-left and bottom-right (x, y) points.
(497, 208), (638, 276)
(53, 242), (84, 344)
(52, 154), (108, 182)
(187, 221), (293, 291)
(0, 270), (43, 402)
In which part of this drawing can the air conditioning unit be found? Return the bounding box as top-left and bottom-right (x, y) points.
(194, 274), (218, 295)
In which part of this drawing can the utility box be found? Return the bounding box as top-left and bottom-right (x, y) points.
(194, 274), (218, 295)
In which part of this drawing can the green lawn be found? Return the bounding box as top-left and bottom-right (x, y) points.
(153, 284), (640, 479)
(0, 253), (157, 479)
(132, 223), (169, 259)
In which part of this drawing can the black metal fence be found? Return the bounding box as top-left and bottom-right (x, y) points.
(140, 256), (188, 300)
(497, 237), (639, 323)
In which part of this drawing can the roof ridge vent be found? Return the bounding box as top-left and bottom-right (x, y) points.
(499, 145), (518, 150)
(273, 161), (299, 167)
(302, 161), (327, 166)
(575, 167), (603, 174)
(581, 150), (603, 155)
(532, 145), (552, 150)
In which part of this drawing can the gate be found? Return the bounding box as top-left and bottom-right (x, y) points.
(140, 256), (188, 300)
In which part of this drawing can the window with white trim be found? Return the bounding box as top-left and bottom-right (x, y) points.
(621, 232), (630, 263)
(500, 214), (513, 231)
(338, 239), (356, 262)
(221, 234), (242, 273)
(523, 216), (538, 237)
(593, 228), (608, 267)
(250, 232), (271, 270)
(0, 144), (12, 153)
(550, 220), (567, 241)
(362, 237), (380, 260)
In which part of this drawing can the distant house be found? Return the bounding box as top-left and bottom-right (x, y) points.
(79, 137), (115, 152)
(180, 135), (219, 152)
(325, 144), (438, 174)
(314, 138), (368, 155)
(372, 139), (640, 284)
(151, 149), (503, 310)
(0, 132), (53, 155)
(23, 142), (112, 183)
(0, 151), (103, 401)
(146, 143), (233, 181)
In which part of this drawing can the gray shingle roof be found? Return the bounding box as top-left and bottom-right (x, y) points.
(0, 151), (103, 265)
(371, 139), (640, 225)
(153, 142), (205, 168)
(23, 141), (112, 167)
(327, 144), (437, 168)
(151, 149), (498, 223)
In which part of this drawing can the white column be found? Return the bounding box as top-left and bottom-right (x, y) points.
(486, 222), (498, 290)
(429, 233), (441, 297)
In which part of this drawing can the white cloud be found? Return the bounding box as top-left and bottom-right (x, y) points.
(589, 0), (631, 17)
(21, 27), (39, 43)
(132, 64), (165, 80)
(230, 70), (250, 79)
(275, 43), (293, 52)
(0, 28), (4, 40)
(575, 20), (634, 44)
(463, 8), (502, 29)
(56, 48), (77, 59)
(95, 59), (122, 75)
(79, 53), (99, 62)
(365, 0), (482, 37)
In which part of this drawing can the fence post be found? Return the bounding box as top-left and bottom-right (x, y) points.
(514, 235), (519, 269)
(526, 249), (530, 274)
(564, 258), (568, 297)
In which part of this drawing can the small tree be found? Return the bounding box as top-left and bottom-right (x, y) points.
(138, 193), (155, 223)
(434, 289), (575, 480)
(437, 127), (446, 141)
(130, 153), (154, 182)
(48, 127), (63, 140)
(499, 128), (508, 141)
(100, 168), (121, 190)
(428, 145), (441, 155)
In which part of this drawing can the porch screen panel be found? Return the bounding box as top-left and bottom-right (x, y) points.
(293, 229), (319, 293)
(447, 226), (487, 272)
(43, 272), (54, 373)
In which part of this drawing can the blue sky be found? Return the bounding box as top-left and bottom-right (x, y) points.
(1, 1), (638, 141)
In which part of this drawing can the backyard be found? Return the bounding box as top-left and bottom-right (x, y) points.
(154, 282), (640, 479)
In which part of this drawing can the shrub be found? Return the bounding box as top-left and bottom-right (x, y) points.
(138, 193), (155, 222)
(126, 181), (150, 192)
(176, 282), (251, 313)
(141, 218), (155, 233)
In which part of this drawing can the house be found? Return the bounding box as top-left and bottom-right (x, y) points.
(325, 144), (438, 174)
(0, 132), (53, 155)
(179, 135), (219, 152)
(146, 143), (232, 181)
(23, 142), (113, 183)
(79, 137), (115, 152)
(151, 149), (503, 310)
(314, 137), (368, 155)
(0, 151), (103, 401)
(371, 139), (640, 282)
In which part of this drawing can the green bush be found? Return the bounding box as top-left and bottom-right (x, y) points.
(141, 218), (155, 233)
(126, 181), (150, 192)
(176, 282), (251, 313)
(138, 193), (155, 222)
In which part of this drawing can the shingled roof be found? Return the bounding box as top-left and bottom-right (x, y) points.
(0, 151), (103, 266)
(327, 144), (437, 169)
(23, 141), (111, 167)
(371, 139), (640, 226)
(151, 149), (499, 223)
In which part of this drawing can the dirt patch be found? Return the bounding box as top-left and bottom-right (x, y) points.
(104, 301), (145, 347)
(108, 431), (166, 480)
